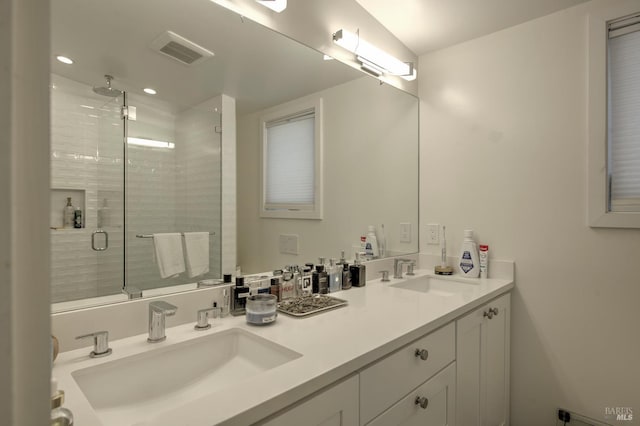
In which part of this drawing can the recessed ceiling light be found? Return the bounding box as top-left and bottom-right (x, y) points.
(56, 56), (74, 65)
(143, 88), (157, 95)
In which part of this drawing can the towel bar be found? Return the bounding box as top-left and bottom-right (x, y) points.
(136, 232), (215, 239)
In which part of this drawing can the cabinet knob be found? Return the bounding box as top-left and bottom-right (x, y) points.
(414, 348), (429, 361)
(490, 307), (499, 316)
(414, 396), (429, 409)
(484, 307), (499, 319)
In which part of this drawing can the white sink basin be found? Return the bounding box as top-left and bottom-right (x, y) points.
(391, 276), (477, 296)
(71, 328), (301, 425)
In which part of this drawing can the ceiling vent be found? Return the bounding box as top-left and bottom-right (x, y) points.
(150, 31), (214, 66)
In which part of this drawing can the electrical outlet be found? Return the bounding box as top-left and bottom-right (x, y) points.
(426, 224), (440, 245)
(279, 234), (299, 255)
(400, 223), (412, 243)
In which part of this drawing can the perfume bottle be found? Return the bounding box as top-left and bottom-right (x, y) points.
(350, 252), (366, 287)
(63, 197), (75, 228)
(328, 258), (342, 293)
(312, 264), (328, 294)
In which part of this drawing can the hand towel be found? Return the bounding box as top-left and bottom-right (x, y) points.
(183, 232), (209, 278)
(153, 233), (185, 279)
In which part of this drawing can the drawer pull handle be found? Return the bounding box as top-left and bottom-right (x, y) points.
(414, 348), (429, 360)
(483, 307), (499, 319)
(415, 396), (429, 409)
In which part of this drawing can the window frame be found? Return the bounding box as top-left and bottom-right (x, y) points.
(259, 96), (323, 220)
(588, 7), (640, 228)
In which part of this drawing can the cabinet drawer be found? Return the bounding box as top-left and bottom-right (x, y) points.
(360, 322), (455, 424)
(366, 362), (456, 426)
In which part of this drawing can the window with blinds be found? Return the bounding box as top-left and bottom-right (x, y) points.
(608, 13), (640, 212)
(260, 98), (323, 219)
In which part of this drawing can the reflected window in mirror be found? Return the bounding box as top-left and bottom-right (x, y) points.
(260, 97), (323, 220)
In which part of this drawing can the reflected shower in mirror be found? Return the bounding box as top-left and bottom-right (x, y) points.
(50, 0), (418, 308)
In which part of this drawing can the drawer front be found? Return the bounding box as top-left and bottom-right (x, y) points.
(366, 362), (456, 426)
(360, 322), (455, 424)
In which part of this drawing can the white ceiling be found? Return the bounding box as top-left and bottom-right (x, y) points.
(51, 0), (362, 114)
(355, 0), (590, 55)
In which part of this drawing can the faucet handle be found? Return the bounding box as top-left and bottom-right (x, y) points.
(379, 270), (390, 282)
(406, 262), (416, 276)
(194, 307), (221, 330)
(76, 330), (112, 358)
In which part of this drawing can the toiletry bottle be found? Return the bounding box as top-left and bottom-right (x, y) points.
(379, 224), (387, 258)
(63, 197), (75, 228)
(479, 244), (489, 278)
(458, 229), (480, 278)
(341, 262), (352, 290)
(232, 276), (250, 315)
(359, 236), (367, 256)
(270, 277), (281, 301)
(312, 264), (328, 294)
(328, 259), (342, 293)
(301, 267), (313, 295)
(365, 225), (379, 259)
(73, 207), (82, 229)
(350, 252), (367, 287)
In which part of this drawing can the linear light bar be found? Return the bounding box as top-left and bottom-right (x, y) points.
(333, 29), (415, 79)
(127, 137), (175, 149)
(256, 0), (287, 13)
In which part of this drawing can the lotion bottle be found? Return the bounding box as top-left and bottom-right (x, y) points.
(63, 197), (75, 228)
(458, 229), (480, 278)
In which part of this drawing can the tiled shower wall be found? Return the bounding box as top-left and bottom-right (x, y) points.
(50, 74), (223, 303)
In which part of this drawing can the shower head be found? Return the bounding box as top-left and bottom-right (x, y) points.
(93, 75), (123, 97)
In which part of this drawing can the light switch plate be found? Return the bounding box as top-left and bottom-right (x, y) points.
(426, 224), (440, 245)
(279, 234), (299, 255)
(400, 223), (412, 243)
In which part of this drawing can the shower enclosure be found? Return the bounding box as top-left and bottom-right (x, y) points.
(50, 74), (222, 304)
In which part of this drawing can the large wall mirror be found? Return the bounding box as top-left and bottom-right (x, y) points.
(50, 0), (419, 310)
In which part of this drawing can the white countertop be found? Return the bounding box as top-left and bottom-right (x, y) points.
(53, 268), (513, 426)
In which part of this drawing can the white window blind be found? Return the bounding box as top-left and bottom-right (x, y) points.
(608, 14), (640, 212)
(264, 110), (315, 209)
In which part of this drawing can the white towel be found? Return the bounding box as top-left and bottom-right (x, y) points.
(183, 232), (209, 278)
(153, 233), (185, 279)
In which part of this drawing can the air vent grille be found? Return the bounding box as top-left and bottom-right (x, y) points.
(150, 31), (214, 66)
(160, 41), (203, 65)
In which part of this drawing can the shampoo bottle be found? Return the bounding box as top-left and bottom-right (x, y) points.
(458, 229), (480, 278)
(328, 258), (342, 293)
(63, 197), (75, 228)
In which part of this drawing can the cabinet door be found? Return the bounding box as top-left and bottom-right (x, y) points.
(260, 375), (359, 426)
(456, 293), (510, 426)
(366, 362), (456, 426)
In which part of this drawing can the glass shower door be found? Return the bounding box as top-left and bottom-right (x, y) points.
(49, 77), (125, 304)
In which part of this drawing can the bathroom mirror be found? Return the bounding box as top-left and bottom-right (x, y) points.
(50, 0), (419, 308)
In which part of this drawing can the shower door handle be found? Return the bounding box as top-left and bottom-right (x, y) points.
(92, 229), (109, 251)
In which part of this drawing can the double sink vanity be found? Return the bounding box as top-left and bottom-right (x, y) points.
(52, 255), (514, 425)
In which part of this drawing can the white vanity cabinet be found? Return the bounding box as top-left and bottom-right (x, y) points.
(456, 293), (510, 426)
(260, 375), (359, 426)
(360, 323), (456, 425)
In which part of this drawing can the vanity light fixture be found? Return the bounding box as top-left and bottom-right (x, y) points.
(127, 137), (175, 149)
(332, 29), (416, 81)
(56, 55), (74, 65)
(143, 88), (157, 95)
(255, 0), (287, 13)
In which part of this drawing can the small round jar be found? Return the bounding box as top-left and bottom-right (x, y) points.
(246, 294), (277, 325)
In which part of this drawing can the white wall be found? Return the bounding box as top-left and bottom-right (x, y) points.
(237, 76), (419, 273)
(419, 0), (640, 423)
(0, 0), (51, 423)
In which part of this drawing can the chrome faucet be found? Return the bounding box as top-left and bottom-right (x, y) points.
(148, 301), (177, 343)
(393, 258), (414, 279)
